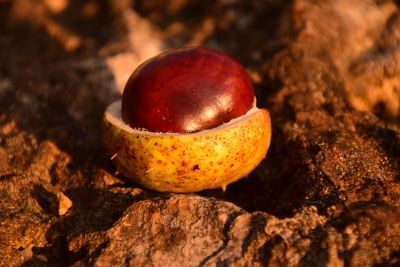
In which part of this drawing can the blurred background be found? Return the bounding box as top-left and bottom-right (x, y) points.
(1, 0), (291, 91)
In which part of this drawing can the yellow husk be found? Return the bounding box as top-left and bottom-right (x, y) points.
(102, 101), (271, 193)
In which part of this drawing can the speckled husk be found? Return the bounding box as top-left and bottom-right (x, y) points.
(102, 101), (271, 192)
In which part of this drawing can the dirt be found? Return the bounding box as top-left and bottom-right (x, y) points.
(1, 0), (400, 266)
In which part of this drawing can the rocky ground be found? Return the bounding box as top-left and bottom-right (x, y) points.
(1, 0), (400, 266)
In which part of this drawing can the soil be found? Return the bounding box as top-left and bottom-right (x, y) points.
(1, 0), (400, 266)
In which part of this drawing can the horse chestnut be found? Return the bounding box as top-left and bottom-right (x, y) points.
(103, 47), (271, 192)
(121, 47), (254, 133)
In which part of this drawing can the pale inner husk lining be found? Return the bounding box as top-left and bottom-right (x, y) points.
(105, 99), (259, 136)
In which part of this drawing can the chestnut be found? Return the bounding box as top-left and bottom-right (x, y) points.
(103, 47), (271, 193)
(121, 47), (254, 133)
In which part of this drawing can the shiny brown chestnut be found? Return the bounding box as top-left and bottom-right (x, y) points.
(121, 47), (254, 133)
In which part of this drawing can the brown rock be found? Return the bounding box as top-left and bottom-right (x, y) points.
(56, 192), (73, 216)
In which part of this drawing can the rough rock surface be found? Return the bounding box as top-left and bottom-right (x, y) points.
(1, 0), (400, 266)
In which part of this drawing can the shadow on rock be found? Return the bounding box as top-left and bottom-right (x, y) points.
(24, 183), (147, 265)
